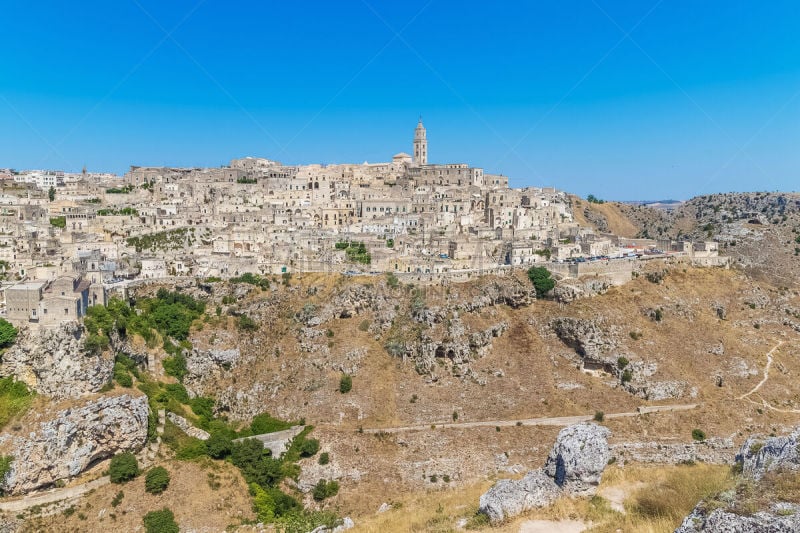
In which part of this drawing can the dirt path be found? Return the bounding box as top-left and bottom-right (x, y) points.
(737, 341), (783, 400)
(360, 404), (698, 434)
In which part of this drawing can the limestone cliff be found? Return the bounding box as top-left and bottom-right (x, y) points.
(0, 393), (148, 495)
(0, 322), (113, 399)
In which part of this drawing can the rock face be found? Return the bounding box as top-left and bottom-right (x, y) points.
(185, 346), (240, 394)
(479, 423), (611, 522)
(676, 426), (800, 532)
(544, 423), (612, 493)
(478, 470), (560, 523)
(0, 322), (113, 399)
(736, 428), (800, 480)
(0, 393), (148, 495)
(675, 504), (800, 533)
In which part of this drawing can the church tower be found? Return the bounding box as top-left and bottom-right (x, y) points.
(413, 117), (427, 165)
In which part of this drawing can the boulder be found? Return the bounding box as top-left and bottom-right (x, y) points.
(478, 470), (560, 523)
(0, 393), (148, 494)
(544, 423), (611, 493)
(0, 322), (113, 399)
(478, 423), (611, 522)
(736, 428), (800, 480)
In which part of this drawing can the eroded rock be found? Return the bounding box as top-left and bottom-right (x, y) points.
(0, 322), (113, 399)
(0, 393), (148, 495)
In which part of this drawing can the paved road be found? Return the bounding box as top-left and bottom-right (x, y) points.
(361, 403), (699, 434)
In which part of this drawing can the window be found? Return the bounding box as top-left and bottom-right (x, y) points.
(64, 308), (69, 315)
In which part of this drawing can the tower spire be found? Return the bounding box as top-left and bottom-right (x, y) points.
(413, 117), (427, 165)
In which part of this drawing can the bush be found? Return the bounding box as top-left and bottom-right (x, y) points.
(238, 314), (259, 331)
(162, 354), (187, 382)
(621, 369), (633, 383)
(300, 438), (320, 458)
(111, 490), (124, 507)
(339, 374), (352, 394)
(249, 412), (292, 435)
(594, 411), (605, 422)
(526, 266), (555, 298)
(318, 452), (330, 465)
(145, 466), (170, 494)
(0, 377), (34, 430)
(617, 357), (629, 369)
(312, 479), (340, 501)
(143, 508), (179, 533)
(205, 432), (233, 459)
(358, 320), (370, 332)
(0, 319), (18, 349)
(109, 452), (139, 483)
(692, 429), (707, 442)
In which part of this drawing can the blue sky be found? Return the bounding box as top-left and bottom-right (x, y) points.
(1, 0), (798, 200)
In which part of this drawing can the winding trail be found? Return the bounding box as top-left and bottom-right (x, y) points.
(735, 341), (800, 414)
(360, 403), (698, 434)
(737, 341), (783, 400)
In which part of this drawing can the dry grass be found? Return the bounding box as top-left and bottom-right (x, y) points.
(349, 464), (734, 533)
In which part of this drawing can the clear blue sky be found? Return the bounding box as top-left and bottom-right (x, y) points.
(1, 0), (798, 200)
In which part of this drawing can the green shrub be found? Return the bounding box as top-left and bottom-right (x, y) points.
(526, 266), (555, 298)
(162, 354), (187, 382)
(109, 452), (139, 483)
(617, 357), (630, 369)
(0, 377), (34, 430)
(0, 319), (18, 349)
(318, 452), (330, 465)
(0, 455), (12, 491)
(339, 374), (352, 394)
(692, 429), (707, 442)
(249, 412), (291, 435)
(111, 490), (124, 507)
(238, 314), (259, 331)
(143, 508), (179, 533)
(49, 216), (66, 228)
(145, 466), (170, 494)
(621, 369), (633, 383)
(358, 320), (370, 332)
(312, 479), (340, 501)
(594, 411), (605, 422)
(205, 432), (233, 459)
(300, 438), (320, 458)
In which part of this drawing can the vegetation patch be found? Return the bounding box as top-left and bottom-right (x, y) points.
(0, 377), (34, 429)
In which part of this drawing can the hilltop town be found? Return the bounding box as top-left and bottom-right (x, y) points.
(0, 120), (722, 329)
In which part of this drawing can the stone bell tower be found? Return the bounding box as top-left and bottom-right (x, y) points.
(413, 117), (427, 165)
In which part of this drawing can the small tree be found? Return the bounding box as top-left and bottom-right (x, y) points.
(143, 508), (179, 533)
(109, 452), (139, 483)
(692, 429), (707, 442)
(205, 432), (233, 459)
(145, 466), (170, 494)
(312, 479), (340, 501)
(0, 319), (18, 349)
(318, 452), (330, 465)
(339, 374), (352, 394)
(300, 438), (320, 458)
(48, 186), (55, 202)
(527, 266), (555, 298)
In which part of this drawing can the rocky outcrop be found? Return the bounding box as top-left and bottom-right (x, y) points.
(676, 426), (800, 532)
(166, 412), (210, 441)
(478, 470), (560, 523)
(458, 277), (534, 312)
(0, 393), (148, 495)
(552, 279), (611, 303)
(479, 423), (611, 522)
(550, 317), (615, 360)
(676, 504), (800, 532)
(0, 322), (113, 399)
(736, 428), (800, 480)
(184, 346), (240, 394)
(544, 423), (611, 493)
